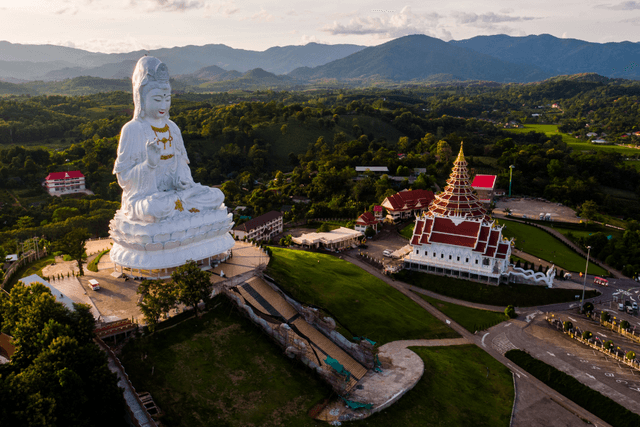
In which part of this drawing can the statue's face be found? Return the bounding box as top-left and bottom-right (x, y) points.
(144, 86), (171, 121)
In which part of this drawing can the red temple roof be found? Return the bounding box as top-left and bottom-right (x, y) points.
(471, 175), (497, 189)
(356, 211), (380, 226)
(45, 171), (84, 180)
(383, 189), (434, 212)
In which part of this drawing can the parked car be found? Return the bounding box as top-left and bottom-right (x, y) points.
(633, 302), (639, 311)
(618, 303), (625, 311)
(382, 249), (393, 257)
(88, 279), (100, 291)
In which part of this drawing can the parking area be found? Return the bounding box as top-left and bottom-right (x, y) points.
(494, 198), (580, 223)
(355, 224), (411, 266)
(490, 316), (640, 414)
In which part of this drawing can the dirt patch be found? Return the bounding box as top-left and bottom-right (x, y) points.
(495, 198), (580, 223)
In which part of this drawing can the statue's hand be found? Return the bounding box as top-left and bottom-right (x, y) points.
(175, 176), (191, 190)
(146, 139), (161, 168)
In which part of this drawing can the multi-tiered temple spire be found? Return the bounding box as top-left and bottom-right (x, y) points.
(427, 143), (487, 220)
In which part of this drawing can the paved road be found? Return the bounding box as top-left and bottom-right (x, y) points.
(342, 253), (615, 427)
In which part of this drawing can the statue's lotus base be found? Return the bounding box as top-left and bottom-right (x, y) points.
(108, 206), (235, 274)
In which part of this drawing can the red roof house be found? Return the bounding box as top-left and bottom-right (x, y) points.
(355, 211), (380, 233)
(44, 171), (86, 196)
(381, 189), (435, 221)
(471, 175), (497, 204)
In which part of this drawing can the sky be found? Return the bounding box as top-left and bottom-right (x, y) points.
(1, 0), (640, 53)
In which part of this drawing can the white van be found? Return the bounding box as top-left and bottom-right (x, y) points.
(88, 279), (101, 291)
(382, 249), (393, 257)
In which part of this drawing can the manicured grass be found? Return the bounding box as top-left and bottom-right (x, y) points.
(266, 247), (459, 344)
(5, 254), (56, 291)
(121, 298), (512, 427)
(359, 345), (514, 426)
(400, 222), (414, 239)
(396, 270), (600, 307)
(506, 349), (640, 427)
(120, 295), (329, 427)
(499, 219), (608, 276)
(418, 294), (507, 332)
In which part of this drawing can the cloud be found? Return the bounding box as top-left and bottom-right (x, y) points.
(207, 1), (239, 16)
(299, 34), (324, 45)
(453, 12), (537, 25)
(150, 0), (205, 12)
(50, 37), (164, 54)
(240, 7), (274, 22)
(321, 7), (441, 39)
(55, 7), (79, 15)
(607, 1), (640, 9)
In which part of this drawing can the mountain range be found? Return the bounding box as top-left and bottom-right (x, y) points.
(0, 34), (639, 90)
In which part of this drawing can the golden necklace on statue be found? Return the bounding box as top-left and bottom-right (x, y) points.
(151, 124), (173, 150)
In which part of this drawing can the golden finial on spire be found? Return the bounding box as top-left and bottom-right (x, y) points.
(455, 141), (465, 163)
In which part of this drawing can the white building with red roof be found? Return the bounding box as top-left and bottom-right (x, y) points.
(381, 189), (435, 222)
(405, 145), (513, 284)
(354, 211), (380, 233)
(471, 175), (497, 205)
(44, 171), (86, 196)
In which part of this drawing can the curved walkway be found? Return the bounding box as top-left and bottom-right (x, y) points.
(343, 254), (612, 427)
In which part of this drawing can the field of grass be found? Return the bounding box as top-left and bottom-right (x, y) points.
(120, 295), (330, 427)
(266, 247), (459, 344)
(499, 219), (608, 276)
(359, 345), (514, 426)
(5, 254), (56, 291)
(400, 222), (415, 239)
(396, 270), (600, 307)
(418, 294), (507, 332)
(121, 301), (513, 427)
(504, 124), (640, 156)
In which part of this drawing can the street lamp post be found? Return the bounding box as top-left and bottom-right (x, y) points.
(509, 165), (515, 197)
(581, 246), (592, 312)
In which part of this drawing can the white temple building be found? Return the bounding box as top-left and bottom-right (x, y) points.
(404, 145), (513, 285)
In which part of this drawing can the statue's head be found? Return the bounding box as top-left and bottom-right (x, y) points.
(132, 56), (171, 120)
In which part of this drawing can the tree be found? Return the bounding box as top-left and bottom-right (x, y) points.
(172, 261), (214, 317)
(16, 216), (35, 229)
(364, 226), (376, 238)
(580, 200), (598, 221)
(137, 279), (178, 333)
(317, 222), (331, 232)
(620, 320), (630, 330)
(604, 340), (614, 351)
(563, 321), (573, 331)
(54, 228), (90, 276)
(0, 281), (124, 426)
(504, 305), (516, 319)
(583, 301), (594, 314)
(626, 350), (636, 361)
(601, 310), (610, 323)
(582, 330), (593, 340)
(280, 124), (288, 135)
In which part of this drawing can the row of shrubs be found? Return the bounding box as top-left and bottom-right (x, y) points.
(505, 349), (640, 426)
(563, 320), (637, 361)
(87, 249), (110, 272)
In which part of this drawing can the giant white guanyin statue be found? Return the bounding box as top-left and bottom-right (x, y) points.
(109, 56), (234, 275)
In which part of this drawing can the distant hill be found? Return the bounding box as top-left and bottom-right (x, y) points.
(0, 41), (365, 81)
(290, 35), (550, 83)
(450, 34), (640, 79)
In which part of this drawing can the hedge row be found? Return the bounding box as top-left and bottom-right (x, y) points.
(505, 349), (640, 426)
(87, 249), (110, 272)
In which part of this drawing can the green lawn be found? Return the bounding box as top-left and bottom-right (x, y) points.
(504, 124), (640, 156)
(360, 345), (513, 426)
(396, 270), (600, 307)
(5, 254), (56, 292)
(418, 294), (507, 332)
(121, 301), (513, 427)
(266, 247), (459, 344)
(400, 222), (415, 239)
(499, 219), (608, 275)
(120, 295), (330, 427)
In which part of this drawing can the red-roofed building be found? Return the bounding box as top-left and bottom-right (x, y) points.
(381, 189), (435, 222)
(404, 145), (514, 284)
(471, 175), (497, 205)
(44, 171), (86, 196)
(355, 211), (380, 233)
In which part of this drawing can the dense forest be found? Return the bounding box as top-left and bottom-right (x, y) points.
(1, 75), (640, 272)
